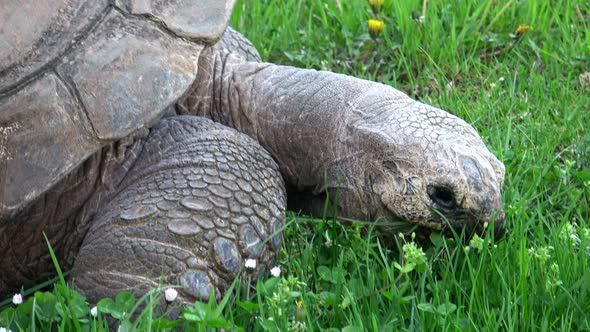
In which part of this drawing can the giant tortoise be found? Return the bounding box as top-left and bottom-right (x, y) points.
(0, 0), (505, 303)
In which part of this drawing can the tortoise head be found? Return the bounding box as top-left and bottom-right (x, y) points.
(322, 99), (505, 239)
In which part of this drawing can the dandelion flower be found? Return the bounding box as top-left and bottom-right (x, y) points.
(270, 266), (281, 277)
(90, 306), (98, 317)
(295, 300), (306, 322)
(369, 0), (384, 10)
(12, 293), (22, 305)
(245, 258), (257, 271)
(164, 288), (178, 303)
(515, 24), (531, 36)
(368, 19), (384, 35)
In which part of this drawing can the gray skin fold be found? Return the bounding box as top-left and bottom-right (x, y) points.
(179, 36), (506, 237)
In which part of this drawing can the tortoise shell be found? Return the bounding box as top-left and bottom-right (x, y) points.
(0, 0), (234, 219)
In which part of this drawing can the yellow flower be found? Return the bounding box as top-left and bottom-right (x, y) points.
(368, 19), (384, 35)
(295, 300), (305, 322)
(296, 300), (303, 309)
(515, 24), (531, 36)
(369, 0), (384, 10)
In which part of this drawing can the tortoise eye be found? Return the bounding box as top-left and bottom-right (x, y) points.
(428, 185), (456, 209)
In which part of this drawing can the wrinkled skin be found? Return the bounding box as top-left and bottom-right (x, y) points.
(0, 27), (504, 303)
(180, 28), (505, 238)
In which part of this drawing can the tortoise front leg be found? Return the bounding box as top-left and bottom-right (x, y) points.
(72, 116), (285, 303)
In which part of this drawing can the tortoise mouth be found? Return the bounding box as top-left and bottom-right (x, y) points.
(441, 210), (506, 240)
(372, 208), (417, 235)
(377, 204), (506, 241)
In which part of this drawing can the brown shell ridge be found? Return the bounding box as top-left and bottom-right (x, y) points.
(117, 0), (235, 43)
(0, 6), (112, 98)
(110, 5), (224, 46)
(53, 69), (100, 139)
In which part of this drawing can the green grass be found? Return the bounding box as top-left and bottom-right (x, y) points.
(2, 0), (590, 330)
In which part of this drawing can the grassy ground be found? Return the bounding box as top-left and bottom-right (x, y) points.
(2, 0), (589, 331)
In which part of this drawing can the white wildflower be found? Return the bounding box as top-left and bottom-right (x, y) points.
(559, 222), (579, 247)
(270, 266), (281, 277)
(90, 306), (98, 317)
(245, 258), (257, 270)
(12, 293), (22, 305)
(469, 234), (485, 251)
(0, 327), (14, 332)
(529, 245), (553, 265)
(164, 288), (178, 303)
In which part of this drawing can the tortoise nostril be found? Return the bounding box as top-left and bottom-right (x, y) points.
(428, 185), (456, 209)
